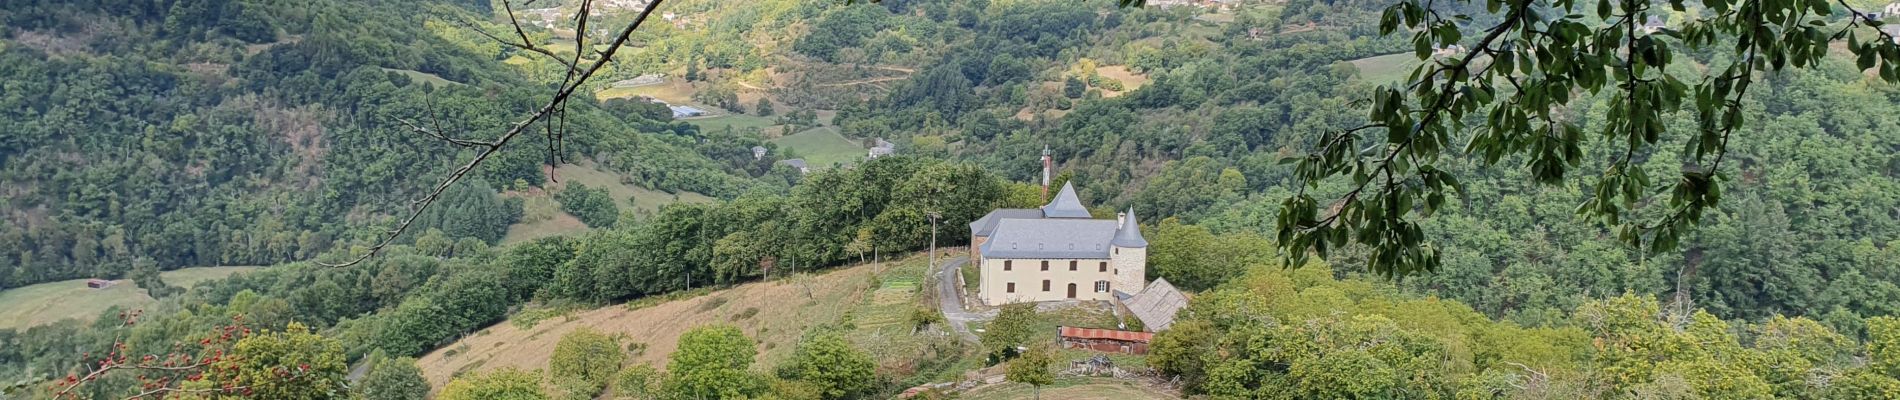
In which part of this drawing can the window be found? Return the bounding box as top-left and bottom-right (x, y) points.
(1004, 260), (1012, 271)
(1042, 280), (1051, 291)
(1069, 261), (1077, 271)
(1115, 248), (1120, 255)
(1099, 262), (1107, 272)
(1095, 281), (1110, 292)
(1007, 282), (1016, 293)
(1041, 261), (1049, 271)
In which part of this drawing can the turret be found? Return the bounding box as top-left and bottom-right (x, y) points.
(1110, 207), (1148, 295)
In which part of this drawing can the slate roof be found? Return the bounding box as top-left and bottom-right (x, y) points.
(969, 208), (1044, 237)
(1112, 207), (1148, 248)
(1041, 182), (1092, 218)
(979, 218), (1120, 259)
(779, 158), (808, 170)
(1125, 278), (1188, 332)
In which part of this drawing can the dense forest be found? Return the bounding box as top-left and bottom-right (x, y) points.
(0, 0), (776, 291)
(780, 0), (1900, 329)
(5, 0), (1900, 398)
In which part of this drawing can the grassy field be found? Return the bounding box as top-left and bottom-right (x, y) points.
(687, 114), (777, 134)
(769, 127), (863, 169)
(500, 194), (588, 245)
(595, 80), (697, 104)
(1094, 66), (1150, 98)
(1349, 53), (1424, 85)
(416, 254), (951, 390)
(501, 163), (714, 244)
(552, 163), (714, 214)
(379, 68), (460, 87)
(0, 266), (260, 330)
(960, 378), (1180, 400)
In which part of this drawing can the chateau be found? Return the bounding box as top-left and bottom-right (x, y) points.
(967, 182), (1148, 305)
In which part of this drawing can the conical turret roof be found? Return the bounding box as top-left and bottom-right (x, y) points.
(1112, 207), (1148, 248)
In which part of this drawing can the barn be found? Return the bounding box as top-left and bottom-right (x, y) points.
(1056, 326), (1154, 354)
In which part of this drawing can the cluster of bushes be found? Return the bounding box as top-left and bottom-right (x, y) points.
(438, 326), (879, 400)
(540, 156), (1014, 304)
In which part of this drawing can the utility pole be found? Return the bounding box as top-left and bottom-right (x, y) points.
(928, 211), (941, 272)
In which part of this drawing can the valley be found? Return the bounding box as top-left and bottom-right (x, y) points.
(4, 0), (1900, 399)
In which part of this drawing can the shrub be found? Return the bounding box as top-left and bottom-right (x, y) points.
(549, 328), (626, 399)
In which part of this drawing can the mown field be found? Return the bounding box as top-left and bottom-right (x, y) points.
(378, 67), (460, 87)
(1348, 52), (1422, 85)
(769, 126), (864, 169)
(686, 113), (777, 134)
(0, 266), (260, 330)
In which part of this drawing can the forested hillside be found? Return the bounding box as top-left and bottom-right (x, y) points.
(682, 0), (1900, 329)
(0, 0), (767, 291)
(6, 0), (1900, 398)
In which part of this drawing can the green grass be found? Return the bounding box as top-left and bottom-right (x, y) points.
(958, 378), (1179, 400)
(687, 114), (777, 134)
(502, 164), (715, 244)
(854, 259), (929, 331)
(553, 163), (714, 216)
(0, 266), (260, 330)
(769, 127), (864, 169)
(594, 81), (697, 104)
(162, 266), (262, 287)
(962, 262), (980, 293)
(379, 68), (460, 87)
(500, 194), (587, 245)
(843, 255), (974, 380)
(1348, 53), (1424, 85)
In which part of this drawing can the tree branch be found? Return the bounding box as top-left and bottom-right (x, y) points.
(324, 0), (667, 267)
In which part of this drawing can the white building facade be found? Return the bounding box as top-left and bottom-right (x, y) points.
(969, 183), (1148, 305)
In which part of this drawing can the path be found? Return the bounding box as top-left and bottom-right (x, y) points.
(935, 255), (982, 343)
(816, 76), (908, 87)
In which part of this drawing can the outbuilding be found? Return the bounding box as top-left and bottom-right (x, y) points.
(1056, 326), (1153, 354)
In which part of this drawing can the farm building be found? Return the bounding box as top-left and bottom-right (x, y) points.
(1056, 326), (1153, 354)
(670, 105), (708, 118)
(1122, 278), (1188, 331)
(779, 158), (809, 174)
(1643, 16), (1667, 34)
(85, 279), (114, 289)
(868, 138), (896, 159)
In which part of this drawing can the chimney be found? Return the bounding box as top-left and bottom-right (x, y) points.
(1117, 212), (1126, 226)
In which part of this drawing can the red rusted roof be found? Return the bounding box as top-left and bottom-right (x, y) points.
(1058, 326), (1154, 343)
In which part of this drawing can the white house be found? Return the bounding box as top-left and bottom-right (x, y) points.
(969, 183), (1148, 305)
